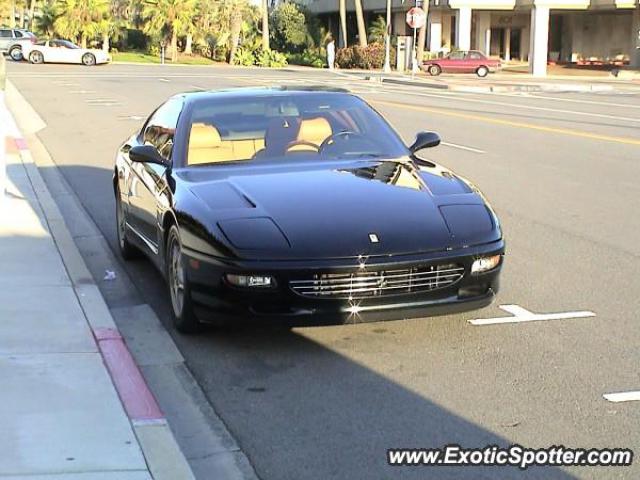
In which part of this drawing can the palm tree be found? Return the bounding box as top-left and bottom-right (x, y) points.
(37, 1), (57, 36)
(416, 4), (429, 64)
(261, 0), (269, 51)
(142, 0), (196, 62)
(28, 0), (36, 31)
(55, 0), (109, 48)
(228, 8), (242, 63)
(354, 0), (367, 47)
(367, 15), (386, 44)
(338, 0), (347, 47)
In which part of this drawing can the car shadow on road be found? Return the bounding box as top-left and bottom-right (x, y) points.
(45, 164), (577, 480)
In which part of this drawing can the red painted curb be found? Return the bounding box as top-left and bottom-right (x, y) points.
(5, 137), (28, 154)
(94, 327), (164, 422)
(13, 133), (165, 425)
(14, 138), (28, 150)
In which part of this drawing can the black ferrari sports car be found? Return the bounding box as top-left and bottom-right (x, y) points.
(114, 87), (504, 332)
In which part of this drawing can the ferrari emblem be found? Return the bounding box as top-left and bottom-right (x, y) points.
(369, 233), (379, 243)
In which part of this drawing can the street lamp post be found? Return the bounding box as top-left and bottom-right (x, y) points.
(383, 0), (392, 72)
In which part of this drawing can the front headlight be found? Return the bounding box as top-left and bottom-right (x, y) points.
(226, 274), (275, 288)
(471, 255), (501, 274)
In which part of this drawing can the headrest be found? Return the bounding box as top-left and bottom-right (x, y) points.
(265, 117), (299, 149)
(189, 123), (222, 149)
(297, 117), (333, 145)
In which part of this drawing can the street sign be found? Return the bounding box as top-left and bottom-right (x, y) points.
(406, 7), (426, 29)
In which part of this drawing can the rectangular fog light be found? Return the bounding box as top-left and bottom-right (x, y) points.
(226, 274), (275, 288)
(471, 255), (501, 274)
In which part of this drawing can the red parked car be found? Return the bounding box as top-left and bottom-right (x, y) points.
(422, 50), (501, 78)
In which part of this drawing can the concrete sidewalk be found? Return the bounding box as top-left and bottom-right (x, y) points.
(0, 91), (194, 478)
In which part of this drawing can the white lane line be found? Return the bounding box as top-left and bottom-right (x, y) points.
(69, 90), (97, 94)
(441, 142), (485, 154)
(159, 78), (170, 82)
(371, 86), (640, 123)
(469, 304), (596, 326)
(603, 391), (640, 403)
(507, 92), (640, 110)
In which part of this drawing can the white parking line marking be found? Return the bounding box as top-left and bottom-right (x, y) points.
(469, 304), (596, 325)
(603, 391), (640, 403)
(441, 142), (485, 154)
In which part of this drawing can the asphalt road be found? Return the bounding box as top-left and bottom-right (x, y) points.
(7, 62), (640, 479)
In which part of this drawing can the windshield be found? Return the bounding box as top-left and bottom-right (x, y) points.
(185, 93), (408, 166)
(52, 40), (80, 49)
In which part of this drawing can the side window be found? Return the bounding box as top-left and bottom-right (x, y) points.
(143, 99), (183, 160)
(468, 52), (482, 60)
(449, 51), (465, 60)
(13, 30), (23, 38)
(0, 30), (12, 38)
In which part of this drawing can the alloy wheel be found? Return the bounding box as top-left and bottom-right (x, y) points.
(10, 48), (23, 61)
(30, 51), (43, 64)
(169, 237), (185, 317)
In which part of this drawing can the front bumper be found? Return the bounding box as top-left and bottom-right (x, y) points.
(184, 240), (504, 326)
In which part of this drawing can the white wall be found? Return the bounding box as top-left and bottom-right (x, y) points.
(563, 12), (633, 61)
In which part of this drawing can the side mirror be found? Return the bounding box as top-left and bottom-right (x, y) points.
(129, 145), (168, 167)
(409, 131), (441, 153)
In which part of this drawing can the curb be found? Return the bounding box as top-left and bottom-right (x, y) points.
(5, 78), (260, 480)
(375, 76), (617, 93)
(4, 103), (195, 480)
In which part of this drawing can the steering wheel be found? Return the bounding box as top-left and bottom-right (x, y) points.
(285, 140), (320, 154)
(319, 131), (365, 153)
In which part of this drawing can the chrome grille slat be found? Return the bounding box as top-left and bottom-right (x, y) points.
(289, 264), (465, 299)
(289, 268), (464, 285)
(291, 273), (462, 291)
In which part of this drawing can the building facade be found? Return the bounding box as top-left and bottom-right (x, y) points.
(303, 0), (640, 75)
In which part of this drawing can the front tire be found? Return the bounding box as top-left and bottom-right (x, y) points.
(166, 225), (200, 333)
(476, 66), (489, 78)
(428, 64), (442, 76)
(82, 53), (96, 66)
(29, 51), (44, 64)
(9, 46), (23, 61)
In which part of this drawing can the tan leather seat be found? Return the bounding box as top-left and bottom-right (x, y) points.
(287, 117), (333, 153)
(188, 123), (235, 164)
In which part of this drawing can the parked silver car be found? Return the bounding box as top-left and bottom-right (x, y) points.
(0, 28), (37, 61)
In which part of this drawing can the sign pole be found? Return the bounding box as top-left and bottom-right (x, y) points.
(412, 25), (417, 78)
(406, 4), (425, 77)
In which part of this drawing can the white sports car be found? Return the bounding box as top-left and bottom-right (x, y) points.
(22, 39), (111, 66)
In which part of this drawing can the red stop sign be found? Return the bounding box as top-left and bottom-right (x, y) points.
(406, 7), (426, 29)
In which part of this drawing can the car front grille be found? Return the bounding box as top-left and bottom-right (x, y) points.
(289, 264), (465, 299)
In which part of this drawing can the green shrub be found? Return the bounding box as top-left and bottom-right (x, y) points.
(233, 48), (256, 66)
(336, 43), (395, 70)
(335, 46), (355, 68)
(256, 49), (288, 68)
(148, 45), (160, 57)
(286, 48), (326, 68)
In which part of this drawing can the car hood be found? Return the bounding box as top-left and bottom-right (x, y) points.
(184, 160), (500, 260)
